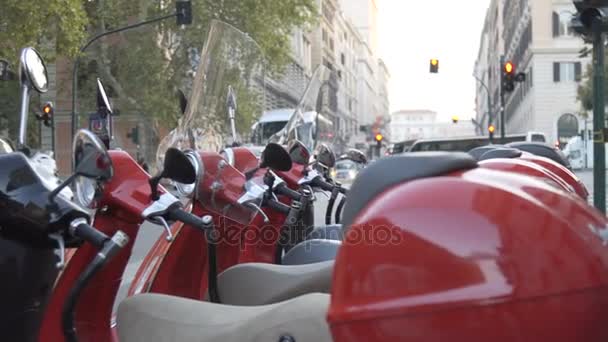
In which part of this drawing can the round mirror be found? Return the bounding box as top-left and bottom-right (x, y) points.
(20, 47), (48, 93)
(314, 143), (336, 169)
(342, 149), (367, 164)
(72, 129), (113, 180)
(163, 147), (197, 184)
(0, 138), (14, 154)
(288, 140), (311, 165)
(97, 78), (113, 114)
(261, 143), (292, 171)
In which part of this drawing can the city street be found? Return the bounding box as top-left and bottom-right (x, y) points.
(113, 193), (334, 312)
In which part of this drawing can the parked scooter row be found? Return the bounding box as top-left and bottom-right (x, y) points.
(3, 18), (608, 342)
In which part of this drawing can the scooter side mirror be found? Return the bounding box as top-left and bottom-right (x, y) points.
(177, 89), (187, 115)
(314, 143), (336, 169)
(288, 140), (311, 165)
(261, 143), (292, 172)
(97, 78), (113, 116)
(73, 129), (113, 181)
(163, 148), (197, 184)
(150, 148), (196, 200)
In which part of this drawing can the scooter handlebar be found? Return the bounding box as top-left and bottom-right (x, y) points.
(167, 207), (210, 231)
(267, 198), (291, 215)
(275, 183), (302, 201)
(70, 219), (108, 249)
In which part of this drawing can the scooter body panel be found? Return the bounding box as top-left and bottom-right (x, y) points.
(329, 168), (608, 341)
(39, 151), (154, 342)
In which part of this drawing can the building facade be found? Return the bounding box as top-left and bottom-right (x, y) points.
(474, 0), (589, 146)
(390, 109), (476, 142)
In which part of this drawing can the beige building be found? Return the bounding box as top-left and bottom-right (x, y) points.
(339, 0), (379, 55)
(390, 109), (475, 142)
(474, 0), (589, 146)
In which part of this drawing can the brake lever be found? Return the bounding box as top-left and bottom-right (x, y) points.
(245, 202), (270, 223)
(147, 216), (174, 242)
(49, 233), (66, 269)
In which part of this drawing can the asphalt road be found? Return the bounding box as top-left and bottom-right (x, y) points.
(113, 191), (337, 312)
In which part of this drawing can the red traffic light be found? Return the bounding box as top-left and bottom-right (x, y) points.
(375, 134), (383, 142)
(504, 62), (514, 74)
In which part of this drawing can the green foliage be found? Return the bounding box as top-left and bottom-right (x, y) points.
(0, 0), (89, 63)
(1, 0), (317, 152)
(575, 59), (608, 118)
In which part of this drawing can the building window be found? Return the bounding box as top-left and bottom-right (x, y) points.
(341, 53), (345, 65)
(330, 38), (334, 51)
(322, 29), (327, 43)
(553, 11), (573, 37)
(553, 62), (582, 82)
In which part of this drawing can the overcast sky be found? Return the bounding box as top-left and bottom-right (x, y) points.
(377, 0), (491, 121)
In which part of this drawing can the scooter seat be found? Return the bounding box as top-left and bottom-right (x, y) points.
(215, 260), (333, 306)
(479, 147), (522, 160)
(282, 239), (341, 265)
(117, 292), (331, 342)
(342, 152), (478, 227)
(305, 224), (343, 240)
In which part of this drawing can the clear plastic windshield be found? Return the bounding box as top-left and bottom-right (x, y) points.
(75, 13), (200, 174)
(155, 20), (265, 222)
(270, 65), (332, 153)
(156, 20), (266, 167)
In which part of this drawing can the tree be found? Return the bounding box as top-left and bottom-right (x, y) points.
(1, 0), (317, 152)
(575, 58), (608, 118)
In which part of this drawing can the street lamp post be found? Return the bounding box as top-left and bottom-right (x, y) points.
(473, 73), (493, 143)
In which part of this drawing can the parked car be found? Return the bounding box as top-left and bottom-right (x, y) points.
(332, 159), (365, 183)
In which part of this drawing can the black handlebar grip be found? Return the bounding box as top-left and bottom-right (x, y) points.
(169, 208), (206, 230)
(267, 198), (291, 215)
(72, 222), (108, 249)
(312, 177), (334, 192)
(275, 183), (302, 201)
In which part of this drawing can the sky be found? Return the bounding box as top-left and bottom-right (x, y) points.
(377, 0), (491, 121)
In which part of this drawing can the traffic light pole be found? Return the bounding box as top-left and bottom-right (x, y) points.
(500, 56), (506, 142)
(592, 21), (606, 214)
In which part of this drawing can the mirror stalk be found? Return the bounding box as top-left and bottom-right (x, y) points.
(149, 175), (163, 201)
(18, 84), (30, 147)
(48, 173), (78, 203)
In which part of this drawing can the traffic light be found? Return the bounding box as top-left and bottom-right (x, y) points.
(127, 126), (140, 145)
(39, 102), (53, 127)
(502, 61), (515, 93)
(375, 133), (383, 148)
(452, 115), (459, 124)
(488, 124), (496, 140)
(430, 59), (439, 73)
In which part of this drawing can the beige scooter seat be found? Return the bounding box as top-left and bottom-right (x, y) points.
(215, 260), (334, 305)
(117, 293), (331, 342)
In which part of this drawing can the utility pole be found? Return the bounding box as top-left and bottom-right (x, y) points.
(592, 21), (606, 213)
(571, 1), (608, 213)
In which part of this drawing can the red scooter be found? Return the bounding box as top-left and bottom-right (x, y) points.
(115, 150), (608, 341)
(39, 76), (211, 342)
(129, 32), (343, 303)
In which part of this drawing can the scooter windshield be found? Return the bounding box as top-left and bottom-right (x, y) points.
(75, 14), (199, 174)
(270, 65), (332, 154)
(157, 20), (266, 223)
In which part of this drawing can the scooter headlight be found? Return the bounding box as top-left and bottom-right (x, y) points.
(74, 175), (99, 208)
